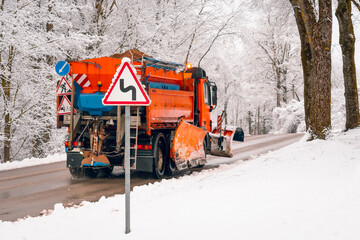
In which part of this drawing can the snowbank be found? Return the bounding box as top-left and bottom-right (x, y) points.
(1, 129), (360, 240)
(272, 99), (306, 134)
(0, 153), (65, 171)
(331, 87), (347, 132)
(272, 86), (354, 133)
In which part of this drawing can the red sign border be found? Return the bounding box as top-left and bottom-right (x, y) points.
(56, 77), (72, 96)
(102, 62), (151, 106)
(57, 95), (76, 115)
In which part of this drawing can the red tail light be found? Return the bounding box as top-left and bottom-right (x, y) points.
(65, 141), (69, 147)
(72, 141), (84, 147)
(131, 144), (152, 150)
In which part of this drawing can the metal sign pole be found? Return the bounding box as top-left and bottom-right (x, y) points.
(69, 67), (75, 148)
(125, 106), (131, 234)
(101, 58), (151, 234)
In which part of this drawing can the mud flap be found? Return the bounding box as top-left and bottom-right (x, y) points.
(170, 121), (207, 170)
(210, 129), (235, 157)
(81, 151), (110, 167)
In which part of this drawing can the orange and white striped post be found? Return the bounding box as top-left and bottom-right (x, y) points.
(217, 111), (224, 133)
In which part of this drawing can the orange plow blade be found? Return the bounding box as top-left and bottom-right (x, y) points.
(210, 129), (235, 157)
(170, 121), (207, 170)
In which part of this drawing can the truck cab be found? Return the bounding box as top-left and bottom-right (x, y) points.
(185, 67), (217, 132)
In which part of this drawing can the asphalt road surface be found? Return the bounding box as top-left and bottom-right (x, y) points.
(0, 133), (304, 222)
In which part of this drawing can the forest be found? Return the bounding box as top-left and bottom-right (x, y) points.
(1, 0), (359, 163)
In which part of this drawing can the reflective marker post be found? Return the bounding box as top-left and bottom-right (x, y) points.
(125, 106), (131, 234)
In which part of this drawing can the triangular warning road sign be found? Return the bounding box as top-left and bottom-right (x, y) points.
(56, 77), (72, 96)
(102, 58), (151, 106)
(57, 96), (76, 115)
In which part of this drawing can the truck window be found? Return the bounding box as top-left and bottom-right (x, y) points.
(204, 82), (210, 105)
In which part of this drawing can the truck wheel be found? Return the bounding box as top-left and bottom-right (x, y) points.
(84, 168), (99, 178)
(153, 134), (166, 179)
(98, 166), (114, 178)
(165, 132), (176, 176)
(69, 167), (83, 179)
(166, 158), (177, 176)
(196, 139), (207, 168)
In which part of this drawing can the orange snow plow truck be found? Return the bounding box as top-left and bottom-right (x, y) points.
(58, 49), (234, 179)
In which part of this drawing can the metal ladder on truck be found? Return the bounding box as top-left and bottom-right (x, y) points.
(128, 62), (144, 170)
(129, 107), (139, 169)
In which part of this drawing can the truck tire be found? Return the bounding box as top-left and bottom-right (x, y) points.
(69, 167), (83, 179)
(196, 139), (207, 168)
(166, 158), (177, 176)
(165, 132), (176, 176)
(84, 168), (99, 178)
(98, 166), (114, 178)
(153, 133), (166, 179)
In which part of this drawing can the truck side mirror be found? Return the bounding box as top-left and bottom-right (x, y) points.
(211, 84), (217, 106)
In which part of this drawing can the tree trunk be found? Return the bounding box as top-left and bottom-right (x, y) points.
(224, 99), (228, 126)
(281, 43), (290, 104)
(263, 116), (267, 134)
(276, 74), (281, 107)
(4, 113), (11, 163)
(1, 69), (11, 162)
(257, 106), (260, 135)
(290, 0), (312, 132)
(310, 4), (332, 139)
(2, 48), (15, 163)
(248, 111), (252, 134)
(289, 0), (332, 139)
(336, 0), (360, 130)
(282, 71), (288, 104)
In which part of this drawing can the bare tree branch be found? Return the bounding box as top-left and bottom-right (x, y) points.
(197, 13), (236, 67)
(351, 0), (360, 11)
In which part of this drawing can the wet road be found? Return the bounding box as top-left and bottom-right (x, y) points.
(0, 133), (303, 222)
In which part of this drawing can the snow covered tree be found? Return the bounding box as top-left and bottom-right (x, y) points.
(255, 1), (300, 107)
(0, 0), (95, 162)
(289, 0), (332, 140)
(336, 0), (360, 130)
(0, 1), (62, 162)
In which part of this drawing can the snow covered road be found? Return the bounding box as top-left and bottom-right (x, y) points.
(207, 133), (304, 166)
(0, 133), (302, 222)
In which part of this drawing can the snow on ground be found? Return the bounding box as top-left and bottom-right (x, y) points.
(1, 129), (360, 240)
(0, 153), (66, 171)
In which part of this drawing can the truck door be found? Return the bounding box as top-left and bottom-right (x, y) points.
(185, 67), (212, 132)
(197, 79), (211, 132)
